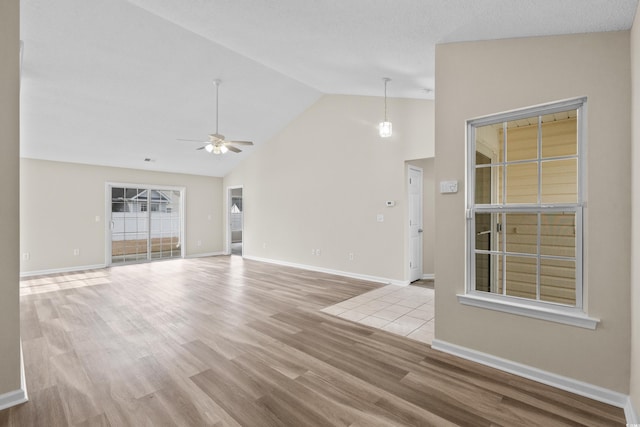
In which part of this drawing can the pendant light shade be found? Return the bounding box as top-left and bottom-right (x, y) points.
(379, 77), (392, 138)
(379, 121), (392, 138)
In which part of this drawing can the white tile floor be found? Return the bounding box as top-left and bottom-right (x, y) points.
(321, 284), (435, 345)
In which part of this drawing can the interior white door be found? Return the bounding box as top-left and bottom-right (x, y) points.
(408, 166), (423, 282)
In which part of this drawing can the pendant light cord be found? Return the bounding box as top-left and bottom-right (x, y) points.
(383, 77), (390, 121)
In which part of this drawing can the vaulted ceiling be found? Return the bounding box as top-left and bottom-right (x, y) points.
(20, 0), (638, 177)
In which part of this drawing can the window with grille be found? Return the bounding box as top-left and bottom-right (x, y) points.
(465, 98), (586, 314)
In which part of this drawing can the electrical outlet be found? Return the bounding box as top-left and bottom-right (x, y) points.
(73, 248), (80, 256)
(22, 252), (30, 261)
(95, 215), (100, 222)
(316, 249), (321, 256)
(197, 240), (202, 247)
(263, 242), (267, 249)
(348, 252), (354, 261)
(311, 249), (315, 255)
(377, 214), (384, 222)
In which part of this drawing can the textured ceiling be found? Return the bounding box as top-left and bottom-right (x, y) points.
(20, 0), (638, 177)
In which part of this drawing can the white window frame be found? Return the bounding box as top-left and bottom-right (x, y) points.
(458, 97), (599, 329)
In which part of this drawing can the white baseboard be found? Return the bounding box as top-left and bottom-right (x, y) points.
(244, 255), (409, 286)
(0, 341), (28, 411)
(422, 273), (435, 280)
(20, 263), (106, 278)
(187, 251), (225, 259)
(431, 339), (631, 415)
(626, 396), (639, 424)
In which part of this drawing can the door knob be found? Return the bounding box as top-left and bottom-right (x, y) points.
(418, 228), (423, 233)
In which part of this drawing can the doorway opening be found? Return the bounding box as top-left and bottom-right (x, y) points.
(408, 165), (424, 283)
(107, 184), (185, 265)
(228, 186), (243, 256)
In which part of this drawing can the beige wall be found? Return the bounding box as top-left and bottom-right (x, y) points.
(435, 32), (631, 392)
(20, 159), (224, 273)
(631, 8), (640, 417)
(224, 94), (434, 283)
(406, 158), (435, 276)
(0, 0), (21, 396)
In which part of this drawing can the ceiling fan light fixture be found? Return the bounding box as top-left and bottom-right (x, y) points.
(220, 145), (229, 154)
(379, 77), (392, 138)
(205, 143), (214, 153)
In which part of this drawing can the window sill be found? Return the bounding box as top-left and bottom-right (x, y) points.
(457, 293), (599, 330)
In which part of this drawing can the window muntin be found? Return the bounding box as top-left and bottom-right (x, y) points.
(467, 99), (584, 309)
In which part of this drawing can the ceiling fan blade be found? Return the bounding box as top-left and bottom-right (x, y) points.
(227, 140), (253, 146)
(196, 145), (207, 151)
(226, 145), (242, 153)
(177, 138), (206, 142)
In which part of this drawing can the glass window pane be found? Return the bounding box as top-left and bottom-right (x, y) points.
(541, 159), (577, 204)
(506, 163), (538, 204)
(541, 112), (577, 158)
(505, 213), (538, 255)
(476, 150), (492, 203)
(475, 165), (502, 204)
(475, 124), (503, 163)
(540, 258), (576, 305)
(112, 202), (125, 213)
(124, 234), (137, 254)
(112, 240), (124, 257)
(496, 253), (504, 295)
(112, 187), (124, 200)
(151, 238), (162, 253)
(475, 213), (495, 251)
(475, 253), (497, 293)
(540, 212), (576, 258)
(505, 256), (537, 300)
(506, 118), (538, 162)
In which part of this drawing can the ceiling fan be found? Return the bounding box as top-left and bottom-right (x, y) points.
(178, 80), (253, 155)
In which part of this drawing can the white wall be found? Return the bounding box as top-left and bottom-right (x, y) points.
(0, 0), (21, 397)
(435, 32), (631, 392)
(630, 7), (640, 417)
(20, 159), (224, 274)
(224, 94), (434, 283)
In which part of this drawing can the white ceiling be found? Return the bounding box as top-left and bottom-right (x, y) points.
(20, 0), (638, 177)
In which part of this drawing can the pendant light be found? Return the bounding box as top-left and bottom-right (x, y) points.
(379, 77), (392, 138)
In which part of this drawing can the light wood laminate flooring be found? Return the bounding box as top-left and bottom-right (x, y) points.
(1, 257), (626, 426)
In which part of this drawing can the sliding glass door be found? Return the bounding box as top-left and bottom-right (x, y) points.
(109, 185), (184, 265)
